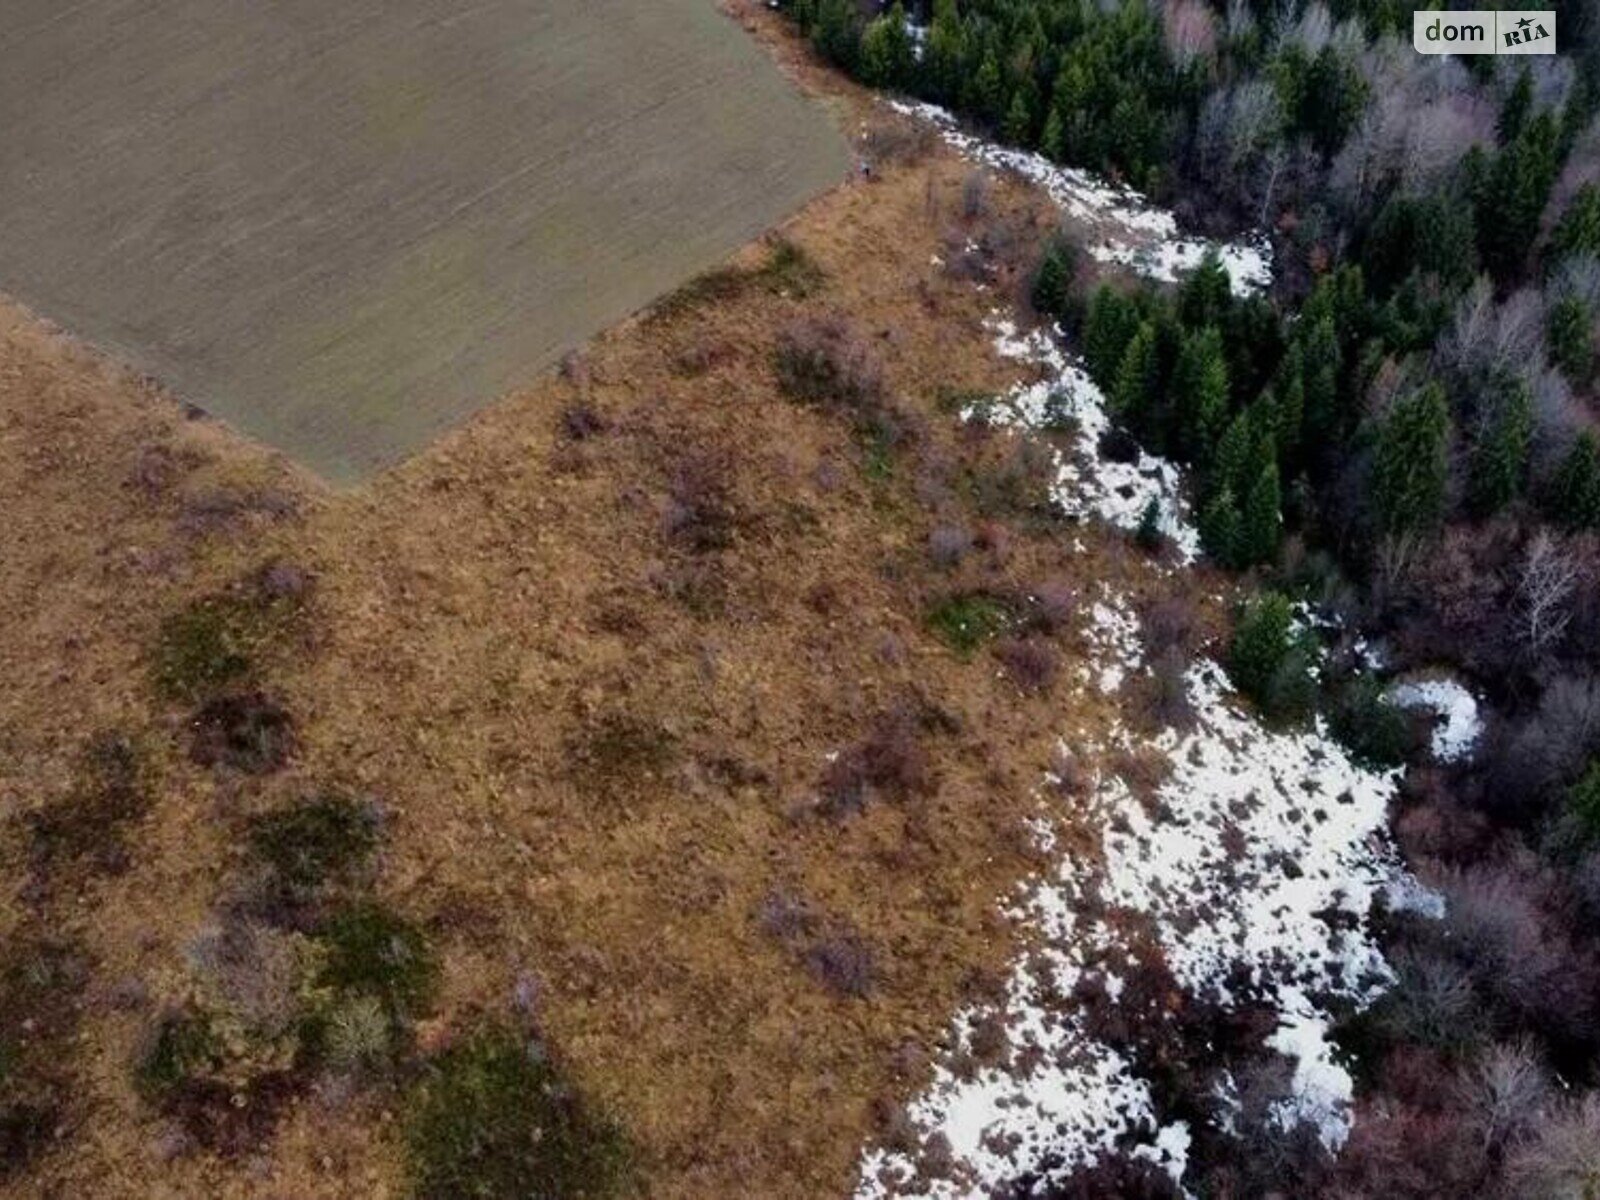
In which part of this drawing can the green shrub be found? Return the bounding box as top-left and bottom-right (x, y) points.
(1328, 676), (1410, 768)
(316, 901), (437, 1023)
(404, 1027), (632, 1200)
(247, 794), (380, 894)
(926, 593), (1012, 657)
(135, 1010), (220, 1101)
(1228, 592), (1317, 723)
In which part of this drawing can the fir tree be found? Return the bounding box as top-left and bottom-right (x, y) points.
(1180, 252), (1233, 331)
(1040, 102), (1066, 161)
(1200, 486), (1243, 567)
(1031, 239), (1075, 320)
(1552, 184), (1600, 259)
(858, 3), (916, 91)
(1241, 461), (1284, 566)
(1373, 383), (1451, 535)
(1083, 287), (1140, 386)
(1003, 90), (1034, 146)
(1112, 322), (1163, 437)
(1173, 327), (1231, 464)
(1548, 432), (1600, 529)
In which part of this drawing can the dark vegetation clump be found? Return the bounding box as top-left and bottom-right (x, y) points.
(1227, 592), (1317, 724)
(925, 592), (1013, 658)
(315, 900), (439, 1027)
(662, 452), (739, 553)
(245, 793), (381, 899)
(650, 236), (825, 323)
(404, 1026), (632, 1200)
(188, 691), (297, 774)
(22, 731), (152, 880)
(805, 932), (877, 999)
(565, 712), (678, 791)
(0, 938), (90, 1182)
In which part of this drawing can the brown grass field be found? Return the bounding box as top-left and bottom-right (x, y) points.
(0, 0), (847, 483)
(0, 5), (1223, 1196)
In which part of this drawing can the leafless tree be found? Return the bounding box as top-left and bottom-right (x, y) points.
(1453, 1039), (1552, 1156)
(1517, 531), (1581, 657)
(1504, 1094), (1600, 1199)
(1163, 0), (1216, 62)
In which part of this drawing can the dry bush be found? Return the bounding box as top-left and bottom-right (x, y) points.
(994, 638), (1058, 694)
(805, 931), (875, 999)
(1142, 596), (1200, 660)
(756, 889), (816, 944)
(560, 403), (607, 441)
(819, 707), (932, 818)
(1140, 646), (1197, 731)
(861, 121), (936, 167)
(1453, 1038), (1552, 1155)
(960, 170), (990, 221)
(773, 314), (886, 410)
(663, 452), (738, 554)
(927, 524), (973, 569)
(1026, 579), (1077, 634)
(1503, 1094), (1600, 1199)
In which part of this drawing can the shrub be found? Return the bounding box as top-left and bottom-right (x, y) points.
(663, 453), (737, 553)
(774, 315), (886, 409)
(404, 1026), (631, 1200)
(152, 598), (257, 701)
(0, 938), (89, 1182)
(316, 901), (438, 1025)
(188, 692), (297, 774)
(927, 524), (973, 568)
(925, 593), (1012, 657)
(247, 793), (380, 898)
(322, 994), (394, 1074)
(1568, 760), (1600, 844)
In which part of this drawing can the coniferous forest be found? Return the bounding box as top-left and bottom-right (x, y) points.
(789, 0), (1600, 1194)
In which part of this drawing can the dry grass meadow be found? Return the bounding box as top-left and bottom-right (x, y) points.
(0, 5), (1219, 1196)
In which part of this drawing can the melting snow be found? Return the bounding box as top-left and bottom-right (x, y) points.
(856, 597), (1430, 1196)
(975, 317), (1202, 561)
(888, 99), (1272, 297)
(1385, 677), (1483, 763)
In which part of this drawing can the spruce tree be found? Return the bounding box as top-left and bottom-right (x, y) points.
(1468, 377), (1532, 516)
(1112, 322), (1162, 437)
(1040, 103), (1066, 161)
(1547, 295), (1595, 384)
(858, 3), (915, 91)
(1083, 287), (1139, 386)
(1180, 252), (1233, 331)
(1173, 327), (1230, 465)
(1003, 90), (1034, 146)
(1552, 184), (1600, 259)
(1031, 240), (1075, 320)
(1241, 461), (1283, 566)
(1373, 383), (1451, 535)
(1200, 486), (1243, 567)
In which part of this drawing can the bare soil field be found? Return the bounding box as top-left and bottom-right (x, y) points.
(0, 0), (847, 482)
(0, 6), (1222, 1197)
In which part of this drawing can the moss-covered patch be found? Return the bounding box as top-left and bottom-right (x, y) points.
(246, 793), (381, 895)
(316, 900), (438, 1024)
(404, 1026), (633, 1200)
(925, 593), (1014, 658)
(134, 1009), (223, 1103)
(151, 576), (308, 703)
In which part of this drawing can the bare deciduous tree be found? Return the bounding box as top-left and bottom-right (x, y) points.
(1517, 531), (1581, 657)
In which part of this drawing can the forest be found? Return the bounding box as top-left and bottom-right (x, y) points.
(786, 0), (1600, 1195)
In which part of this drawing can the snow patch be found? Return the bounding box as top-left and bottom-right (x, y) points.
(889, 99), (1272, 296)
(1386, 676), (1483, 763)
(977, 317), (1202, 561)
